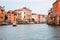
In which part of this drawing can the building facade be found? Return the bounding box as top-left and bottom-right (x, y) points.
(52, 0), (60, 25)
(7, 11), (16, 23)
(40, 15), (47, 23)
(21, 7), (32, 23)
(14, 9), (22, 23)
(0, 6), (5, 24)
(47, 9), (53, 24)
(48, 0), (60, 25)
(14, 7), (32, 23)
(32, 14), (38, 23)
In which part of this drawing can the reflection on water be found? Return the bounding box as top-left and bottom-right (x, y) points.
(0, 24), (60, 40)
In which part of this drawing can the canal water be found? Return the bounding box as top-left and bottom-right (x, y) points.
(0, 24), (60, 40)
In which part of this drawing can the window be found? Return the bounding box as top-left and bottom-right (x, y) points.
(0, 17), (3, 19)
(24, 16), (25, 18)
(1, 9), (4, 12)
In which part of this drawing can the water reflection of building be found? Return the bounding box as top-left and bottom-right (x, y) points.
(0, 6), (5, 24)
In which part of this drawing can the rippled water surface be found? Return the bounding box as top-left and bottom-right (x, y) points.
(0, 24), (60, 40)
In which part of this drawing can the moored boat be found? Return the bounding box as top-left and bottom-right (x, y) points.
(12, 21), (17, 26)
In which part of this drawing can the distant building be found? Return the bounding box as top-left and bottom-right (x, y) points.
(40, 15), (47, 23)
(47, 9), (53, 24)
(0, 6), (5, 24)
(32, 13), (39, 23)
(14, 7), (32, 23)
(7, 10), (16, 23)
(38, 14), (40, 23)
(32, 13), (47, 23)
(20, 7), (32, 23)
(14, 9), (22, 23)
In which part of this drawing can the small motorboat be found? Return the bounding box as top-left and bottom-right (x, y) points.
(12, 22), (17, 26)
(30, 22), (34, 24)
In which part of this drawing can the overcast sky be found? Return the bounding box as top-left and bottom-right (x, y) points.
(0, 0), (56, 15)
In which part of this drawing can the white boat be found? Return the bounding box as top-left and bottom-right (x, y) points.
(30, 22), (34, 24)
(12, 21), (17, 26)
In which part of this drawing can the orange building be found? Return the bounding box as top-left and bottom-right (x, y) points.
(48, 0), (60, 25)
(7, 11), (16, 23)
(0, 6), (5, 24)
(52, 0), (60, 25)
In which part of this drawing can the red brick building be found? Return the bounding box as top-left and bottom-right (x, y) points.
(48, 0), (60, 25)
(0, 6), (5, 24)
(52, 0), (60, 25)
(38, 14), (40, 23)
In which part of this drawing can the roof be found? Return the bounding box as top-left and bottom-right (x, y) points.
(21, 7), (31, 11)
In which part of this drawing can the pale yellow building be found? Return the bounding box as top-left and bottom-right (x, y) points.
(32, 13), (38, 23)
(14, 7), (32, 23)
(40, 15), (47, 23)
(20, 7), (32, 23)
